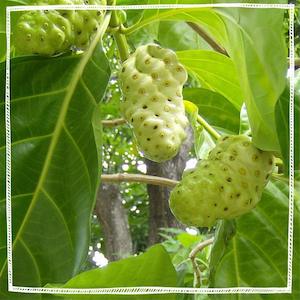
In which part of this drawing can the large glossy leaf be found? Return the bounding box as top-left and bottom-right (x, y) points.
(158, 21), (211, 51)
(212, 0), (287, 151)
(121, 0), (287, 151)
(183, 88), (240, 134)
(0, 17), (110, 299)
(275, 70), (300, 175)
(177, 50), (243, 109)
(209, 179), (300, 299)
(122, 0), (228, 45)
(275, 85), (290, 174)
(127, 20), (211, 51)
(48, 245), (177, 300)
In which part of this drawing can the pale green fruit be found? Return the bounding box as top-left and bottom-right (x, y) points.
(50, 0), (105, 49)
(14, 0), (105, 56)
(169, 135), (274, 227)
(119, 44), (189, 163)
(14, 10), (72, 56)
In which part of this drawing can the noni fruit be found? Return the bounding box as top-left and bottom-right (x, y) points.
(119, 44), (189, 163)
(14, 0), (105, 56)
(169, 135), (274, 227)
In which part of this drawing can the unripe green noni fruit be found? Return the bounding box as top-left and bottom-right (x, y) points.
(169, 135), (274, 227)
(14, 0), (105, 56)
(119, 44), (189, 163)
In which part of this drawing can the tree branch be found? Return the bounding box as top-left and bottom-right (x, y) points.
(101, 173), (179, 188)
(189, 237), (214, 287)
(187, 22), (228, 56)
(102, 118), (127, 127)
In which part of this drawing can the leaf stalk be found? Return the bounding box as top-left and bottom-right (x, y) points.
(101, 173), (179, 188)
(196, 114), (221, 140)
(189, 237), (214, 287)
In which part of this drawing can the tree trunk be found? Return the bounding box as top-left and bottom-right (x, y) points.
(95, 183), (133, 261)
(146, 127), (194, 245)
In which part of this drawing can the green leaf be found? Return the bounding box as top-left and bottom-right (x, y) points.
(127, 20), (211, 52)
(127, 22), (160, 48)
(183, 88), (240, 134)
(275, 70), (300, 175)
(53, 245), (177, 300)
(209, 179), (300, 299)
(239, 104), (251, 136)
(193, 129), (215, 160)
(0, 18), (111, 298)
(158, 21), (211, 51)
(184, 99), (214, 159)
(123, 0), (228, 46)
(177, 50), (243, 109)
(275, 85), (290, 175)
(177, 233), (200, 248)
(214, 2), (287, 151)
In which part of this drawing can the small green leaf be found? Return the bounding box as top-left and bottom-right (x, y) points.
(158, 21), (211, 51)
(275, 70), (300, 175)
(184, 99), (215, 159)
(177, 233), (200, 248)
(184, 88), (240, 134)
(178, 51), (243, 109)
(52, 245), (177, 300)
(275, 85), (290, 175)
(184, 99), (199, 118)
(214, 3), (287, 151)
(239, 104), (251, 136)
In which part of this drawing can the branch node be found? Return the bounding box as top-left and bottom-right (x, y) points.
(189, 237), (214, 287)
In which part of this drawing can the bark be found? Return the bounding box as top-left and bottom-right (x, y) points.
(146, 127), (194, 245)
(95, 183), (133, 261)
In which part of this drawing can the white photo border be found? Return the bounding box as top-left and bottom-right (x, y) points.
(5, 2), (295, 295)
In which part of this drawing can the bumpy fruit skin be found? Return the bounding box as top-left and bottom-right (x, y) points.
(119, 44), (189, 163)
(14, 0), (105, 56)
(169, 135), (274, 227)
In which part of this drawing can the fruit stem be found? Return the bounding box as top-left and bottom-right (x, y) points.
(189, 237), (214, 288)
(113, 27), (130, 62)
(197, 114), (221, 140)
(108, 0), (130, 61)
(101, 173), (179, 187)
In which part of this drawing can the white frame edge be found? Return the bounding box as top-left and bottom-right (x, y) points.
(5, 2), (295, 295)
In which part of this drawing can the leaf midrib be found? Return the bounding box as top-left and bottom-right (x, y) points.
(238, 232), (287, 285)
(127, 7), (213, 35)
(184, 64), (241, 109)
